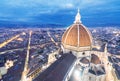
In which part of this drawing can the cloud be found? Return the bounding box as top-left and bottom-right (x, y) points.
(61, 3), (74, 9)
(0, 0), (119, 25)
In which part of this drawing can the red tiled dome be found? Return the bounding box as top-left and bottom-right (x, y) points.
(62, 24), (92, 47)
(61, 9), (92, 51)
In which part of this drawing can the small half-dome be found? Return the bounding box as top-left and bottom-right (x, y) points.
(91, 54), (101, 64)
(80, 57), (89, 64)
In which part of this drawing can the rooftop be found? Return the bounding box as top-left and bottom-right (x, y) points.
(34, 53), (76, 81)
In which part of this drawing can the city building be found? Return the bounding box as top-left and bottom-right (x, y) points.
(34, 9), (114, 81)
(61, 9), (106, 81)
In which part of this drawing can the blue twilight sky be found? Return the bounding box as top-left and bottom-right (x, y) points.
(0, 0), (120, 27)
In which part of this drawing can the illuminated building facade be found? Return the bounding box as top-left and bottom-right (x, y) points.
(61, 9), (106, 81)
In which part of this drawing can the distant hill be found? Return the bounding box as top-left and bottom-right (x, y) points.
(0, 21), (65, 28)
(0, 20), (120, 28)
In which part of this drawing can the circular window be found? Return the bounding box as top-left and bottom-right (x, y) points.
(82, 52), (85, 55)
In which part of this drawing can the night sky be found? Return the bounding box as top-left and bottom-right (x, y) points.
(0, 0), (120, 27)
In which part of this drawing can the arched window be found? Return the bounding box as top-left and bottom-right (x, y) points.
(89, 77), (91, 81)
(69, 51), (72, 54)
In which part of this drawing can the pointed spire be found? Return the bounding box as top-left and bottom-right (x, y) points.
(74, 8), (82, 24)
(78, 8), (79, 12)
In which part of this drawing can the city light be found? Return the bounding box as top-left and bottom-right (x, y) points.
(74, 69), (80, 76)
(73, 69), (82, 81)
(0, 4), (119, 81)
